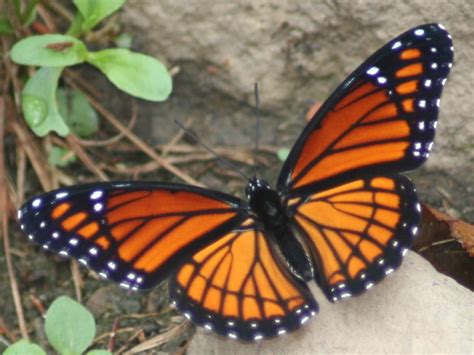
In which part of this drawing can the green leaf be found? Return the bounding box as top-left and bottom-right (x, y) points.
(4, 340), (46, 355)
(66, 13), (85, 36)
(114, 32), (133, 49)
(20, 0), (39, 26)
(0, 16), (14, 35)
(45, 296), (96, 355)
(74, 0), (126, 32)
(86, 350), (112, 355)
(57, 88), (99, 138)
(11, 35), (87, 67)
(87, 49), (172, 101)
(48, 146), (77, 167)
(277, 148), (291, 162)
(21, 67), (70, 137)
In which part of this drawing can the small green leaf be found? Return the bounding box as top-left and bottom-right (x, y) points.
(87, 49), (172, 101)
(48, 146), (77, 167)
(0, 16), (14, 35)
(66, 13), (85, 36)
(4, 340), (46, 355)
(74, 0), (126, 32)
(21, 67), (69, 137)
(20, 0), (39, 26)
(114, 32), (133, 49)
(277, 148), (291, 162)
(45, 296), (96, 355)
(57, 88), (99, 138)
(11, 35), (87, 67)
(86, 350), (113, 355)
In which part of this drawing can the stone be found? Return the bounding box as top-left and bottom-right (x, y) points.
(122, 1), (474, 177)
(188, 252), (473, 354)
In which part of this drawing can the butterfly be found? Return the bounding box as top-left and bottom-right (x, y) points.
(18, 23), (453, 341)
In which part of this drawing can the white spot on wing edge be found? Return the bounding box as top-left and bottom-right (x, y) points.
(391, 41), (402, 50)
(366, 66), (379, 75)
(56, 191), (68, 199)
(90, 190), (103, 200)
(414, 28), (425, 36)
(32, 198), (41, 208)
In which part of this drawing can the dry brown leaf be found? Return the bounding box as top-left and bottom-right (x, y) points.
(305, 101), (322, 122)
(423, 204), (474, 256)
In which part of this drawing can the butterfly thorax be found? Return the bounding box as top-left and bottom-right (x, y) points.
(246, 178), (287, 228)
(246, 177), (313, 281)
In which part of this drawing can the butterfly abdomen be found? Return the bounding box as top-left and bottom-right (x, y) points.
(247, 177), (313, 281)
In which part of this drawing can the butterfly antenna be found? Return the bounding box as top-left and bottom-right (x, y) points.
(254, 82), (260, 178)
(173, 120), (250, 181)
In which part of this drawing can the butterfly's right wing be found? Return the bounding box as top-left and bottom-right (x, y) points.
(170, 218), (318, 341)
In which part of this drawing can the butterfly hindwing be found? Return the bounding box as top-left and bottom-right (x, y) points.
(18, 182), (247, 290)
(278, 23), (453, 194)
(289, 175), (419, 301)
(169, 218), (318, 341)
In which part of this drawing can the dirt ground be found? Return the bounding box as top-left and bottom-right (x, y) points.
(1, 1), (473, 353)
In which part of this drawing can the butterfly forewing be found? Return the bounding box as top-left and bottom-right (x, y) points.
(18, 182), (247, 290)
(169, 218), (318, 341)
(278, 23), (453, 195)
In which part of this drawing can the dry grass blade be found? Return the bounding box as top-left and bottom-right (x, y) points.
(11, 120), (53, 191)
(70, 260), (84, 303)
(66, 135), (110, 181)
(125, 321), (191, 354)
(15, 146), (26, 204)
(0, 60), (29, 341)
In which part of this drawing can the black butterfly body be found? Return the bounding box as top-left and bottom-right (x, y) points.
(18, 24), (453, 341)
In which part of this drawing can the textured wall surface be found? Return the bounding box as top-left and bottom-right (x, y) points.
(123, 0), (474, 176)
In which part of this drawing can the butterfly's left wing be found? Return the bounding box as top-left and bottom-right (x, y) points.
(277, 23), (453, 195)
(18, 182), (248, 290)
(169, 218), (318, 341)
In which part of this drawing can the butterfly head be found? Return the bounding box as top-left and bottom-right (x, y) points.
(245, 177), (271, 199)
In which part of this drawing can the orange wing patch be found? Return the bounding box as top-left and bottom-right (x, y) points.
(289, 81), (418, 190)
(170, 220), (318, 341)
(291, 175), (419, 301)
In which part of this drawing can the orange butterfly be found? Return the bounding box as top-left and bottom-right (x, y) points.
(18, 24), (453, 341)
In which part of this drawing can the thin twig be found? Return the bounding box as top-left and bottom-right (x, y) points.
(11, 120), (53, 191)
(42, 0), (74, 22)
(107, 318), (120, 353)
(15, 145), (26, 204)
(70, 260), (83, 303)
(0, 42), (29, 340)
(66, 135), (110, 181)
(76, 100), (138, 147)
(125, 321), (191, 354)
(64, 69), (104, 100)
